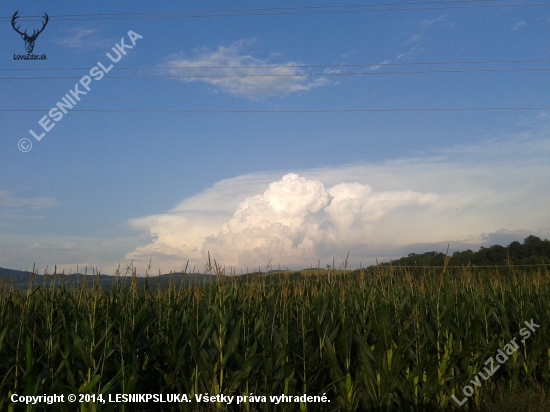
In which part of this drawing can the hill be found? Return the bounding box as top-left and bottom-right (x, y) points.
(2, 235), (549, 285)
(378, 235), (550, 267)
(0, 268), (217, 288)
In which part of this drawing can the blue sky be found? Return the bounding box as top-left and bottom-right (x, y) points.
(1, 1), (549, 273)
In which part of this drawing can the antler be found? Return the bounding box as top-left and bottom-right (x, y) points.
(30, 13), (49, 40)
(11, 11), (26, 36)
(11, 11), (49, 40)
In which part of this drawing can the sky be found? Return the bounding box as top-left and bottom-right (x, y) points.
(1, 0), (549, 274)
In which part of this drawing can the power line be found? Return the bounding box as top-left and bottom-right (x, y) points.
(1, 1), (548, 21)
(373, 264), (550, 267)
(2, 59), (550, 72)
(2, 108), (550, 113)
(2, 67), (549, 80)
(0, 1), (500, 18)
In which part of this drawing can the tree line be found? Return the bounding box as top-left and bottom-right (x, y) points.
(379, 236), (550, 267)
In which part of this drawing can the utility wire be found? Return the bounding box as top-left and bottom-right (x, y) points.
(2, 59), (550, 72)
(2, 67), (549, 80)
(373, 264), (550, 267)
(0, 1), (503, 18)
(2, 108), (550, 113)
(1, 1), (549, 21)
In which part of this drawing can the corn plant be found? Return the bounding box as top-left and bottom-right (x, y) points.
(0, 265), (548, 411)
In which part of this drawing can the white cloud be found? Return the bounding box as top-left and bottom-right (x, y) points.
(202, 174), (334, 267)
(124, 131), (550, 272)
(164, 40), (328, 99)
(126, 172), (278, 266)
(3, 126), (548, 275)
(394, 15), (447, 62)
(54, 28), (113, 49)
(481, 228), (550, 246)
(0, 191), (57, 210)
(420, 15), (446, 28)
(126, 173), (438, 270)
(369, 60), (390, 71)
(512, 21), (527, 31)
(0, 233), (145, 275)
(396, 43), (424, 61)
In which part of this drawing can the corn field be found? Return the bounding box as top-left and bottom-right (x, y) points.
(0, 266), (548, 411)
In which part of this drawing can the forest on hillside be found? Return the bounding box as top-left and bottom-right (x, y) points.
(379, 236), (550, 267)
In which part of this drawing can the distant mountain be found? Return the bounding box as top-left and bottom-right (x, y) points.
(0, 268), (217, 288)
(0, 267), (34, 283)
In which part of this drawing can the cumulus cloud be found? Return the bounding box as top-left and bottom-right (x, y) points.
(125, 172), (444, 270)
(5, 128), (548, 275)
(202, 174), (333, 267)
(124, 172), (283, 273)
(200, 175), (437, 268)
(164, 40), (328, 99)
(124, 131), (550, 272)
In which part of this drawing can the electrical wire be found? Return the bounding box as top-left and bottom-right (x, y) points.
(2, 59), (550, 72)
(2, 67), (549, 80)
(2, 108), (550, 113)
(2, 1), (549, 22)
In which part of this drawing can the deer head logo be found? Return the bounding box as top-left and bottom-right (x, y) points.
(11, 11), (49, 54)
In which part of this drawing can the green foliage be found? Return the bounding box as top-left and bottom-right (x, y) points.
(378, 236), (550, 267)
(0, 267), (549, 411)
